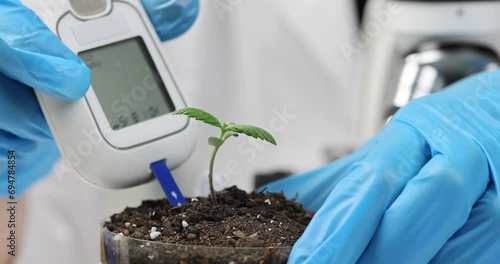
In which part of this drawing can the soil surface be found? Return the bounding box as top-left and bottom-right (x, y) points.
(105, 186), (312, 247)
(103, 186), (313, 263)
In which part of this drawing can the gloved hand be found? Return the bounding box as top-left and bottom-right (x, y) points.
(264, 70), (500, 263)
(141, 0), (199, 41)
(0, 0), (199, 197)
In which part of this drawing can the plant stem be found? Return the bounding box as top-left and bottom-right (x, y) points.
(208, 145), (220, 205)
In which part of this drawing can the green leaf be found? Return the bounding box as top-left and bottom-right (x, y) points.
(208, 137), (224, 147)
(227, 125), (277, 145)
(172, 107), (222, 128)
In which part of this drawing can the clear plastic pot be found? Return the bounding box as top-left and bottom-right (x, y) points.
(101, 226), (292, 264)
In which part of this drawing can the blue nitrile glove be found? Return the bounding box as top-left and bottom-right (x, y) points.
(141, 0), (199, 41)
(0, 0), (90, 197)
(0, 0), (198, 197)
(264, 70), (500, 263)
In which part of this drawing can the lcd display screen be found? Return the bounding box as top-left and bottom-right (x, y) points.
(79, 37), (174, 130)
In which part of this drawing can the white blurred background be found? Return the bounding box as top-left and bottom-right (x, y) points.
(15, 0), (361, 263)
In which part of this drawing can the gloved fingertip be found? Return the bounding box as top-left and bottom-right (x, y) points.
(60, 62), (91, 101)
(143, 0), (200, 42)
(160, 4), (199, 41)
(39, 59), (91, 100)
(157, 11), (198, 42)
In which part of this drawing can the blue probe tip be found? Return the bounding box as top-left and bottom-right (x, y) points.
(150, 160), (186, 206)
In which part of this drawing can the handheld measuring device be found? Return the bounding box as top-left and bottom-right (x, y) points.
(31, 0), (197, 191)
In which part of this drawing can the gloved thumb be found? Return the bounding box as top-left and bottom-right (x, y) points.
(0, 0), (90, 100)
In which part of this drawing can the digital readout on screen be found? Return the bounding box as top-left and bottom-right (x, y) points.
(79, 37), (175, 131)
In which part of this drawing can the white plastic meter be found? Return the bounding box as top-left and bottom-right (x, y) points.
(32, 0), (197, 189)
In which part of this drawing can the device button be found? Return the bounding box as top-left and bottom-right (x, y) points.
(69, 0), (110, 18)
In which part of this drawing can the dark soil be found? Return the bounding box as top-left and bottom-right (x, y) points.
(103, 186), (313, 264)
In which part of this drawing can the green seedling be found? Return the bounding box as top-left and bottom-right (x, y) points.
(173, 107), (276, 205)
